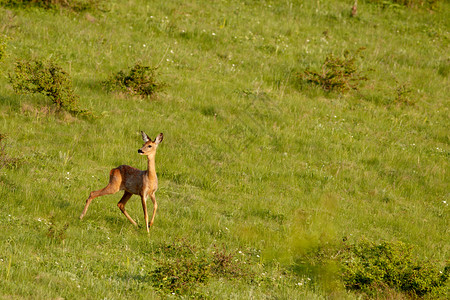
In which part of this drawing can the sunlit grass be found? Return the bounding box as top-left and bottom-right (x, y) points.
(0, 0), (449, 298)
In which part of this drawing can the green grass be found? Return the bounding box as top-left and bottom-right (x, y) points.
(0, 0), (449, 298)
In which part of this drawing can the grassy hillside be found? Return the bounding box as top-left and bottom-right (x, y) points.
(0, 0), (449, 298)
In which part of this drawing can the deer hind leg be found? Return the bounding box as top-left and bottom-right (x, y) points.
(79, 169), (122, 220)
(117, 191), (137, 226)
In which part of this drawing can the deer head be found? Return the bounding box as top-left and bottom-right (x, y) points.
(138, 132), (163, 156)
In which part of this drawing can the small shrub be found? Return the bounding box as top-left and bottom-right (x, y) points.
(46, 216), (69, 242)
(394, 81), (414, 106)
(339, 240), (450, 297)
(211, 246), (252, 278)
(299, 48), (368, 94)
(103, 64), (165, 98)
(150, 256), (212, 295)
(0, 0), (103, 11)
(150, 241), (253, 295)
(9, 59), (90, 116)
(150, 241), (212, 295)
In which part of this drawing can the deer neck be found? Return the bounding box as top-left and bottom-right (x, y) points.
(146, 154), (157, 180)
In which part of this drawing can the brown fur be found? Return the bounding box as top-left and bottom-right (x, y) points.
(79, 132), (163, 232)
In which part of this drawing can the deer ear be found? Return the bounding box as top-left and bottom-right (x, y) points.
(155, 133), (163, 144)
(141, 131), (151, 143)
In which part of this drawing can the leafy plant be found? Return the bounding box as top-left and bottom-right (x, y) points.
(103, 64), (165, 98)
(150, 255), (212, 295)
(9, 59), (90, 116)
(394, 81), (414, 106)
(300, 48), (368, 94)
(46, 216), (69, 242)
(0, 0), (103, 11)
(150, 240), (212, 295)
(211, 246), (252, 278)
(150, 241), (253, 295)
(339, 240), (450, 297)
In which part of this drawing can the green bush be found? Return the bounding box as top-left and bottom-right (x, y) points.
(339, 240), (449, 297)
(0, 0), (102, 11)
(150, 241), (253, 295)
(9, 59), (90, 116)
(150, 255), (212, 295)
(103, 64), (165, 98)
(299, 48), (368, 94)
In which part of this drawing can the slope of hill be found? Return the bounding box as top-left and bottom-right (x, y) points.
(0, 0), (448, 298)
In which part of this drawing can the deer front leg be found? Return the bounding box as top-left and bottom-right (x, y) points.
(141, 195), (149, 233)
(149, 192), (158, 228)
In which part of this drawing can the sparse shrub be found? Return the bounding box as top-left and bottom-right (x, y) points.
(299, 48), (368, 94)
(394, 81), (414, 106)
(46, 216), (69, 242)
(150, 240), (253, 295)
(103, 64), (165, 98)
(150, 255), (212, 295)
(293, 239), (449, 297)
(9, 59), (91, 116)
(0, 0), (103, 11)
(211, 247), (235, 276)
(150, 240), (212, 295)
(211, 246), (252, 278)
(339, 240), (450, 297)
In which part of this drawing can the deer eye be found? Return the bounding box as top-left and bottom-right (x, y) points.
(148, 145), (152, 148)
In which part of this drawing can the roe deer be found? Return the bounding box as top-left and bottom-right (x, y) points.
(79, 131), (163, 232)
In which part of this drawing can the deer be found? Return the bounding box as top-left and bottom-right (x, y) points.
(79, 131), (163, 233)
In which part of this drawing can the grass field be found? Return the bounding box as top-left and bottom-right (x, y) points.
(0, 0), (449, 298)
